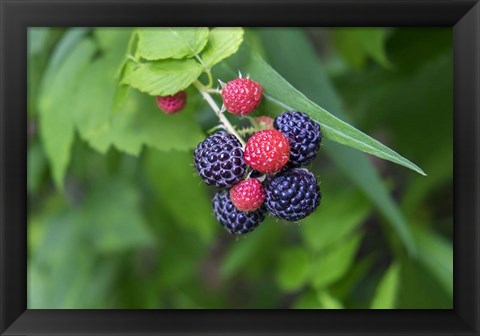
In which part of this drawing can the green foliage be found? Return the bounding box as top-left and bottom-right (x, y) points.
(371, 263), (400, 308)
(276, 247), (311, 291)
(121, 59), (204, 96)
(412, 225), (453, 297)
(312, 234), (363, 289)
(332, 28), (393, 70)
(28, 27), (453, 310)
(145, 149), (216, 241)
(122, 27), (243, 96)
(254, 29), (417, 255)
(29, 178), (153, 308)
(74, 68), (204, 155)
(39, 37), (96, 188)
(246, 54), (424, 176)
(137, 28), (209, 60)
(301, 190), (370, 251)
(201, 28), (244, 68)
(27, 141), (48, 193)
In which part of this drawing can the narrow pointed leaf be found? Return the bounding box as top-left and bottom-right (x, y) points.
(247, 54), (425, 176)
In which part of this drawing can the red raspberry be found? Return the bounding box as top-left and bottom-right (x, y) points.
(244, 129), (290, 174)
(222, 78), (263, 115)
(256, 116), (274, 130)
(230, 178), (266, 212)
(156, 91), (187, 114)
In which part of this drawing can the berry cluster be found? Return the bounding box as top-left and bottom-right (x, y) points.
(193, 77), (323, 235)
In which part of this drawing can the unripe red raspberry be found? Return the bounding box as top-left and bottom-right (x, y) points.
(256, 116), (274, 130)
(244, 129), (290, 174)
(156, 91), (187, 114)
(230, 178), (266, 212)
(222, 78), (263, 115)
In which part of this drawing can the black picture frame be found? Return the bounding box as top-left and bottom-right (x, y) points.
(1, 0), (479, 335)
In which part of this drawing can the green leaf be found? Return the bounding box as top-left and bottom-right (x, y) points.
(254, 29), (417, 255)
(201, 27), (244, 68)
(28, 28), (51, 56)
(329, 252), (378, 304)
(144, 149), (216, 242)
(369, 228), (452, 309)
(301, 189), (371, 251)
(220, 220), (281, 280)
(327, 142), (417, 255)
(397, 257), (452, 308)
(371, 263), (400, 308)
(402, 144), (453, 215)
(27, 141), (47, 193)
(293, 290), (321, 309)
(246, 54), (425, 176)
(88, 89), (203, 155)
(137, 27), (209, 60)
(39, 38), (97, 188)
(317, 290), (344, 309)
(332, 28), (393, 69)
(71, 50), (203, 154)
(28, 178), (152, 308)
(84, 179), (154, 252)
(276, 247), (311, 291)
(94, 28), (132, 53)
(412, 225), (453, 297)
(92, 28), (133, 97)
(312, 234), (362, 288)
(41, 28), (89, 90)
(122, 58), (203, 96)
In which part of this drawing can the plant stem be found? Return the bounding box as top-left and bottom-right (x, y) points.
(194, 81), (246, 147)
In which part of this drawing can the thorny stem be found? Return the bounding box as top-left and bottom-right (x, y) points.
(194, 81), (246, 147)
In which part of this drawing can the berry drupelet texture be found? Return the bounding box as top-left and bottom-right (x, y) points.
(244, 129), (290, 174)
(265, 168), (321, 222)
(194, 131), (246, 188)
(156, 91), (187, 114)
(229, 178), (266, 212)
(213, 190), (266, 234)
(274, 111), (322, 167)
(222, 78), (263, 115)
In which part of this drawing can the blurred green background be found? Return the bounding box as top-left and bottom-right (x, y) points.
(28, 27), (453, 309)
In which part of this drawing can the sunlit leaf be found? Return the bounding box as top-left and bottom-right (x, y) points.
(301, 189), (371, 251)
(332, 28), (393, 69)
(371, 263), (400, 308)
(122, 58), (203, 96)
(137, 28), (209, 60)
(276, 247), (311, 291)
(201, 27), (244, 68)
(312, 234), (362, 288)
(246, 54), (425, 176)
(253, 29), (418, 255)
(39, 37), (96, 188)
(145, 149), (216, 241)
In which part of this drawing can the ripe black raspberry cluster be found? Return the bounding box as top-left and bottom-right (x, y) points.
(274, 111), (322, 167)
(193, 131), (246, 188)
(194, 78), (322, 235)
(265, 168), (321, 222)
(213, 190), (266, 234)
